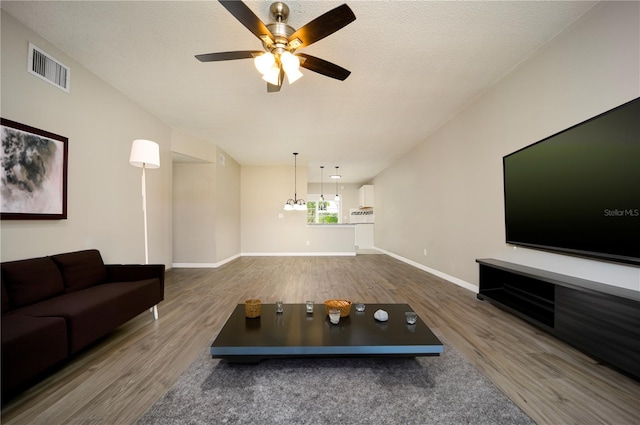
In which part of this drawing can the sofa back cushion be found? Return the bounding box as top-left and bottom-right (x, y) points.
(51, 249), (107, 293)
(1, 257), (65, 309)
(2, 281), (10, 314)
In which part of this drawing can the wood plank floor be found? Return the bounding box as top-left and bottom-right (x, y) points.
(2, 255), (639, 424)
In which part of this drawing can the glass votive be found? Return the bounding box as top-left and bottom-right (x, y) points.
(306, 300), (314, 314)
(276, 301), (284, 314)
(355, 302), (365, 312)
(329, 309), (341, 324)
(405, 311), (417, 325)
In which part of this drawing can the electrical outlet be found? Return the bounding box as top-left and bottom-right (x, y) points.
(306, 241), (311, 246)
(423, 248), (428, 256)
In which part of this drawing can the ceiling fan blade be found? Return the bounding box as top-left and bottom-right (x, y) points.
(288, 4), (356, 49)
(297, 53), (351, 81)
(267, 82), (281, 93)
(195, 51), (263, 62)
(267, 66), (285, 93)
(218, 1), (274, 41)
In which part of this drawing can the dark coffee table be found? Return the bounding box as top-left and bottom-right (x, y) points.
(210, 303), (443, 362)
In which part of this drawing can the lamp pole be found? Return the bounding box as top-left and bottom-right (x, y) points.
(129, 139), (160, 319)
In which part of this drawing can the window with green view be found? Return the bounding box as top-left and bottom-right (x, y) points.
(307, 195), (340, 224)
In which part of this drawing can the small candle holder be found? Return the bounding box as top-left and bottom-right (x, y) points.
(329, 309), (340, 324)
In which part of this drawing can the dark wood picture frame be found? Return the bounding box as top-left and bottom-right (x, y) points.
(1, 118), (68, 220)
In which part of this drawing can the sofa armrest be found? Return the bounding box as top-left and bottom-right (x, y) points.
(104, 264), (165, 294)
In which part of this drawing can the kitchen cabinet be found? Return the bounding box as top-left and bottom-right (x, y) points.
(358, 185), (374, 208)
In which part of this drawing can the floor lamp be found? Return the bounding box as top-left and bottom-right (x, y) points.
(129, 139), (160, 319)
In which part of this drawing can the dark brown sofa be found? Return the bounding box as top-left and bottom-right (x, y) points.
(1, 249), (164, 400)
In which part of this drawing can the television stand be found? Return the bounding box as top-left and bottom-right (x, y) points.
(476, 258), (640, 380)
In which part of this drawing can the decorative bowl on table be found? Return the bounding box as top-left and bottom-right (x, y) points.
(324, 299), (352, 317)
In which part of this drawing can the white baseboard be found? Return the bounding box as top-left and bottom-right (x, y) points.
(374, 247), (478, 293)
(172, 253), (241, 269)
(241, 252), (356, 257)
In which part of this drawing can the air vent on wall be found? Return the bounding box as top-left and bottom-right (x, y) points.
(28, 43), (70, 92)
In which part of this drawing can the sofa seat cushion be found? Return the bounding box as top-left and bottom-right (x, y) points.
(1, 313), (68, 396)
(51, 250), (107, 293)
(1, 257), (65, 309)
(15, 278), (162, 354)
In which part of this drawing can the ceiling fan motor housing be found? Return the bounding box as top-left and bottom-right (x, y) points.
(269, 2), (290, 22)
(264, 2), (296, 54)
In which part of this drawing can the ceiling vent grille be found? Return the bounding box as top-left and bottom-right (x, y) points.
(28, 43), (70, 92)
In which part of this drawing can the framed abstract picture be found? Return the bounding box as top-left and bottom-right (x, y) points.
(1, 118), (68, 220)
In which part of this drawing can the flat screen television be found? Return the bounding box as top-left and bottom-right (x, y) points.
(503, 97), (640, 266)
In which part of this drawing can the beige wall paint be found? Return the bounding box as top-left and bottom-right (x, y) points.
(171, 128), (217, 163)
(171, 129), (241, 265)
(374, 2), (640, 291)
(241, 166), (355, 254)
(214, 147), (241, 262)
(0, 11), (172, 266)
(172, 163), (216, 263)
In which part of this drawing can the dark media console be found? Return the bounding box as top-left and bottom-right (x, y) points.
(476, 258), (640, 380)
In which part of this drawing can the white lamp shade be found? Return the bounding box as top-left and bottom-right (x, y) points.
(262, 65), (281, 85)
(129, 139), (160, 168)
(254, 52), (275, 75)
(285, 67), (303, 84)
(280, 51), (303, 84)
(280, 51), (299, 72)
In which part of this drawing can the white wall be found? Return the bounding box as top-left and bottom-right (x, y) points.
(374, 2), (640, 292)
(0, 11), (172, 267)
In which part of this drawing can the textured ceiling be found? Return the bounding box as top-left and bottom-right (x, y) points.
(1, 1), (597, 183)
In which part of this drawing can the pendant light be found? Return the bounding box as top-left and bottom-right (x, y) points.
(331, 166), (341, 201)
(284, 153), (306, 211)
(319, 166), (325, 210)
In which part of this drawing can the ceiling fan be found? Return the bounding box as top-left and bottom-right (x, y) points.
(196, 1), (356, 92)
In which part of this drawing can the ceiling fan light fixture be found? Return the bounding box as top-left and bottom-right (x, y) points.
(285, 67), (303, 84)
(259, 35), (275, 47)
(262, 65), (281, 85)
(289, 38), (303, 50)
(280, 51), (303, 84)
(254, 52), (275, 74)
(280, 51), (299, 70)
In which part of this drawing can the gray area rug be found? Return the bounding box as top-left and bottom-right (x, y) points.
(137, 343), (533, 425)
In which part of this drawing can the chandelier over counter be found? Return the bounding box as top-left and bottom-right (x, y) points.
(284, 152), (306, 211)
